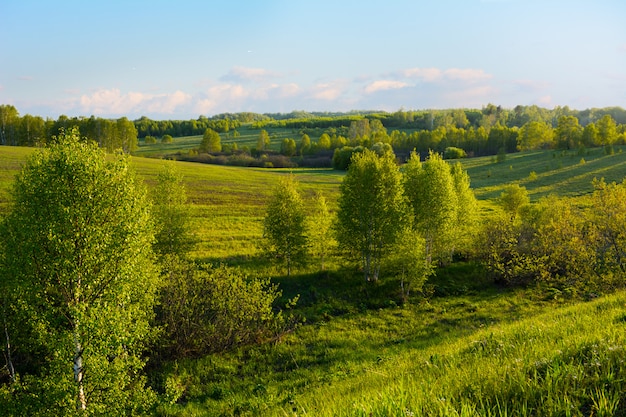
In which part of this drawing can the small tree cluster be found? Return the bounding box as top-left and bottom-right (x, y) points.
(335, 149), (478, 295)
(481, 179), (626, 292)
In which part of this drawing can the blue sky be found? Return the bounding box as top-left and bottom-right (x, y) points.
(1, 0), (625, 119)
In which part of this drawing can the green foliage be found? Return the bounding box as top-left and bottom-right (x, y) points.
(200, 128), (221, 153)
(318, 133), (331, 150)
(596, 115), (618, 146)
(332, 146), (363, 170)
(0, 128), (158, 413)
(157, 256), (284, 357)
(483, 186), (626, 290)
(336, 149), (408, 281)
(299, 133), (311, 155)
(451, 162), (479, 255)
(280, 138), (297, 156)
(531, 196), (598, 288)
(499, 184), (530, 218)
(590, 178), (626, 276)
(385, 228), (432, 302)
(403, 151), (458, 263)
(444, 146), (467, 159)
(555, 115), (582, 149)
(152, 163), (195, 257)
(263, 175), (308, 276)
(307, 193), (335, 271)
(256, 129), (270, 151)
(479, 211), (543, 286)
(370, 141), (393, 156)
(517, 120), (554, 150)
(161, 134), (174, 144)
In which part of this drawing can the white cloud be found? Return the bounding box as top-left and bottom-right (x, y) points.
(78, 88), (191, 116)
(309, 81), (347, 101)
(400, 67), (492, 83)
(221, 66), (283, 83)
(443, 68), (492, 82)
(207, 83), (248, 100)
(402, 68), (442, 82)
(253, 83), (301, 100)
(365, 80), (409, 94)
(194, 98), (217, 115)
(147, 90), (192, 114)
(513, 79), (550, 91)
(442, 85), (499, 106)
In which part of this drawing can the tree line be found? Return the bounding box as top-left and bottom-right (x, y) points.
(187, 110), (626, 171)
(3, 104), (626, 155)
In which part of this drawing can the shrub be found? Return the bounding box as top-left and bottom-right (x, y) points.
(157, 256), (286, 357)
(444, 146), (467, 159)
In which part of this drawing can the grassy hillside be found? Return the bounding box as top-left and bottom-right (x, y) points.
(2, 145), (626, 259)
(462, 146), (626, 201)
(2, 145), (626, 416)
(159, 288), (626, 416)
(132, 125), (299, 158)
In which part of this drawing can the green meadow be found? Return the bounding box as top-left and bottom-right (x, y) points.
(1, 145), (626, 416)
(132, 125), (298, 158)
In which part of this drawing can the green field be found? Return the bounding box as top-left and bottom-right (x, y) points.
(132, 125), (301, 158)
(2, 144), (625, 263)
(2, 145), (626, 416)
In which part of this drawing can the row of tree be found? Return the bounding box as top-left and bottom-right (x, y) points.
(3, 104), (625, 155)
(251, 105), (626, 132)
(0, 105), (138, 152)
(202, 115), (625, 170)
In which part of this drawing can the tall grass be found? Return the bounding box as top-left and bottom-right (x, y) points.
(291, 291), (626, 416)
(156, 281), (626, 416)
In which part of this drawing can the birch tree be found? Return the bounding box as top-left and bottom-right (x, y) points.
(0, 128), (158, 415)
(403, 151), (458, 264)
(263, 175), (307, 276)
(336, 149), (408, 281)
(152, 163), (194, 257)
(308, 192), (335, 271)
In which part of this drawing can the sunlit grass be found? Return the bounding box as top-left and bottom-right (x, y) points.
(462, 146), (626, 201)
(132, 125), (300, 158)
(3, 144), (626, 416)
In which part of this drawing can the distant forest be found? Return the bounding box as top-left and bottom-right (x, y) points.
(1, 104), (625, 160)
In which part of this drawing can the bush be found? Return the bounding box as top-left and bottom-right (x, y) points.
(157, 256), (287, 357)
(161, 134), (174, 144)
(444, 146), (467, 159)
(332, 146), (365, 170)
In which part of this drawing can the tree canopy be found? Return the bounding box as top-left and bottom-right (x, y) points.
(0, 128), (158, 414)
(336, 149), (408, 281)
(263, 175), (308, 276)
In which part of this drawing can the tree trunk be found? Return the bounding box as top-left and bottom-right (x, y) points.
(3, 308), (15, 382)
(74, 325), (87, 412)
